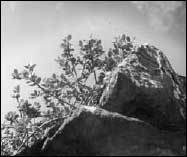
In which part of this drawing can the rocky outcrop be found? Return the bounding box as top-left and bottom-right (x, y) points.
(99, 44), (186, 131)
(16, 106), (186, 156)
(15, 43), (186, 156)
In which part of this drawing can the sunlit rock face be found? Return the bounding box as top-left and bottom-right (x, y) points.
(15, 106), (185, 156)
(99, 44), (186, 131)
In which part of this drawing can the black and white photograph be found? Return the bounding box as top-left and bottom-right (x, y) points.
(1, 1), (186, 156)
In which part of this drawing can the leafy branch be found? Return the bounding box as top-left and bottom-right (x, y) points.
(2, 34), (137, 155)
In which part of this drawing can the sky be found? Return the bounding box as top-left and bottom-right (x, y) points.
(1, 1), (186, 120)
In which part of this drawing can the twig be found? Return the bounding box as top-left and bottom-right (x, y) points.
(32, 80), (76, 109)
(67, 42), (77, 77)
(16, 97), (23, 118)
(93, 70), (97, 84)
(14, 115), (69, 154)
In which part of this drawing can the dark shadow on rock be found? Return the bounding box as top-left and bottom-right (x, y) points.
(16, 107), (185, 156)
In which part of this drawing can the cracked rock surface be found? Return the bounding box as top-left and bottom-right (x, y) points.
(99, 44), (186, 131)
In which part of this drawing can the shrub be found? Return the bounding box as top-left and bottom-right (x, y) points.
(1, 34), (136, 155)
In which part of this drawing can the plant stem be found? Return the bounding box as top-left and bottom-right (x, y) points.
(88, 39), (97, 84)
(67, 42), (77, 77)
(14, 115), (69, 154)
(93, 70), (97, 84)
(16, 97), (22, 118)
(91, 58), (97, 84)
(27, 78), (76, 109)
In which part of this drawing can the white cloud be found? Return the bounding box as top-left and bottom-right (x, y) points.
(55, 2), (64, 11)
(131, 1), (184, 32)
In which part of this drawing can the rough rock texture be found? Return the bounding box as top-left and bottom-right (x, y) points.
(16, 106), (186, 156)
(99, 44), (186, 131)
(178, 75), (186, 94)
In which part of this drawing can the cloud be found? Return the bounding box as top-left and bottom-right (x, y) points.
(131, 1), (185, 32)
(55, 2), (64, 11)
(2, 1), (17, 12)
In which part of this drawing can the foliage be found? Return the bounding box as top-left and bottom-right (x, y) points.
(1, 34), (136, 155)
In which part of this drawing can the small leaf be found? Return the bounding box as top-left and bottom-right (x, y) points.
(70, 57), (76, 64)
(14, 85), (20, 93)
(16, 93), (20, 99)
(31, 74), (37, 82)
(79, 40), (83, 47)
(61, 43), (66, 48)
(29, 83), (36, 86)
(30, 64), (36, 71)
(52, 73), (56, 79)
(36, 77), (41, 84)
(12, 95), (16, 98)
(67, 34), (72, 41)
(14, 69), (18, 74)
(24, 65), (29, 69)
(122, 34), (126, 40)
(126, 36), (130, 42)
(97, 40), (101, 45)
(22, 70), (29, 78)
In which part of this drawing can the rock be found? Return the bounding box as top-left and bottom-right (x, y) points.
(15, 43), (186, 156)
(178, 75), (186, 94)
(99, 44), (186, 131)
(15, 106), (186, 156)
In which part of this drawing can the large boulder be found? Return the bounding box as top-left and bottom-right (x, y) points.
(99, 44), (186, 131)
(16, 106), (186, 156)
